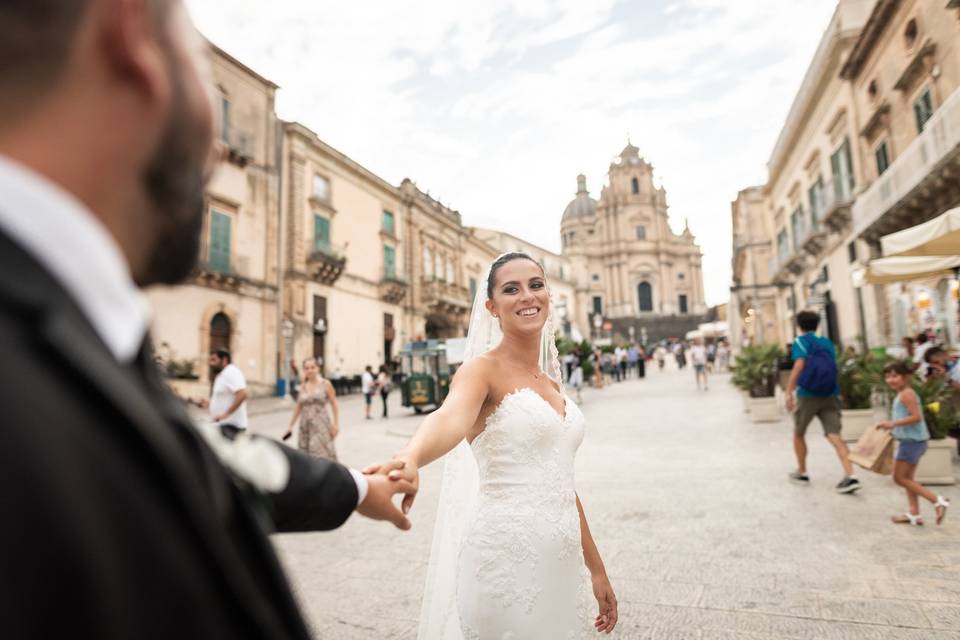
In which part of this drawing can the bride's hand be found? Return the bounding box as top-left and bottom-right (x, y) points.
(592, 574), (618, 634)
(361, 457), (420, 514)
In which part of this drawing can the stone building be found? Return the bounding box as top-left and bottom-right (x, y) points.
(561, 143), (707, 343)
(398, 180), (498, 341)
(729, 186), (782, 349)
(148, 44), (281, 397)
(472, 228), (585, 341)
(732, 0), (960, 350)
(280, 122), (407, 378)
(844, 0), (960, 345)
(762, 0), (880, 348)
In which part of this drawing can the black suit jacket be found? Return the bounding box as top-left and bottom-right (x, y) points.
(0, 231), (358, 639)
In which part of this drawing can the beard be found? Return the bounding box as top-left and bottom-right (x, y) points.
(136, 66), (209, 287)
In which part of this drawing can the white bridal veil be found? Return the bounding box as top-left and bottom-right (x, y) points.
(416, 254), (563, 639)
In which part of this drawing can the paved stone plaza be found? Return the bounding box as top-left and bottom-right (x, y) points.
(248, 367), (960, 639)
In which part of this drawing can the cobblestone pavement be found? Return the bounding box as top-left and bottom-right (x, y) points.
(249, 366), (960, 639)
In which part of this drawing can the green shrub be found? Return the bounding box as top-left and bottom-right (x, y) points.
(730, 344), (783, 398)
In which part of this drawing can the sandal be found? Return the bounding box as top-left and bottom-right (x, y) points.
(891, 513), (924, 526)
(935, 496), (950, 526)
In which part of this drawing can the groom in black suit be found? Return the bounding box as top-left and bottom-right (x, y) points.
(0, 1), (412, 638)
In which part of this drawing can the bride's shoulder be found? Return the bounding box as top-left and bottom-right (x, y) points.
(452, 354), (500, 386)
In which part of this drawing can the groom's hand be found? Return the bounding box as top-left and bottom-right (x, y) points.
(362, 458), (419, 515)
(357, 473), (416, 530)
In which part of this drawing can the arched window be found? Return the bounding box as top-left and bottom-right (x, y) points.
(631, 177), (640, 194)
(210, 312), (232, 352)
(638, 282), (653, 312)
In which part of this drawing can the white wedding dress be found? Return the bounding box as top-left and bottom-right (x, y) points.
(455, 387), (592, 639)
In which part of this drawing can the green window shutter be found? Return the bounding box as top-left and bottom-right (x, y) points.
(314, 215), (331, 253)
(209, 210), (231, 272)
(914, 90), (933, 133)
(383, 245), (396, 278)
(382, 211), (395, 235)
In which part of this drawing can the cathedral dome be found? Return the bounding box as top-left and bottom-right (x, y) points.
(561, 174), (597, 224)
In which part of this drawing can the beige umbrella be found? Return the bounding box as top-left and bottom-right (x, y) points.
(864, 255), (960, 285)
(880, 207), (960, 257)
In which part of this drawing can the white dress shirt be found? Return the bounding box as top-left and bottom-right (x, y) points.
(0, 154), (367, 505)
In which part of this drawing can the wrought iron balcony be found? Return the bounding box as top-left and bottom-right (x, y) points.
(306, 243), (347, 285)
(852, 86), (960, 240)
(801, 219), (828, 256)
(819, 179), (855, 233)
(219, 127), (256, 167)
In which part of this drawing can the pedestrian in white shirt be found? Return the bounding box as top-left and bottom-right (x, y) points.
(207, 349), (249, 438)
(690, 338), (708, 391)
(361, 365), (376, 420)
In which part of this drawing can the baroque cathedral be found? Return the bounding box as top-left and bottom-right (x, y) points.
(561, 142), (707, 343)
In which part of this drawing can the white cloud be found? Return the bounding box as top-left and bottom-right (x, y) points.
(186, 0), (838, 305)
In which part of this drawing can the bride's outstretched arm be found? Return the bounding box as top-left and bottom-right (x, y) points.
(577, 494), (618, 634)
(363, 358), (489, 512)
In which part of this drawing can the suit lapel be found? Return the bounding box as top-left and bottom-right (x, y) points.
(0, 231), (304, 639)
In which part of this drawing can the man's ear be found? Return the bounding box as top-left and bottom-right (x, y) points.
(97, 0), (171, 108)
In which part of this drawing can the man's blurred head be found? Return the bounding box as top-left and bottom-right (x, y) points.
(0, 0), (216, 286)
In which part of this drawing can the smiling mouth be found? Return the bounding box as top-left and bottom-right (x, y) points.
(517, 307), (540, 317)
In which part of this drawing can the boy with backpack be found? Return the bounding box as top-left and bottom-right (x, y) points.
(785, 311), (861, 494)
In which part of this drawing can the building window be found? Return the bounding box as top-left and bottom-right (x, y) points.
(678, 294), (688, 314)
(559, 265), (565, 280)
(592, 273), (600, 282)
(790, 206), (805, 250)
(847, 241), (857, 264)
(219, 96), (231, 144)
(314, 215), (331, 253)
(209, 209), (231, 272)
(777, 228), (789, 262)
(423, 247), (432, 278)
(635, 225), (646, 240)
(830, 138), (855, 200)
(914, 89), (934, 133)
(904, 18), (918, 49)
(631, 177), (640, 194)
(875, 140), (890, 176)
(446, 259), (455, 284)
(638, 281), (653, 312)
(592, 296), (603, 315)
(678, 272), (685, 280)
(382, 210), (395, 235)
(383, 245), (396, 279)
(469, 277), (477, 300)
(312, 174), (330, 202)
(807, 176), (824, 221)
(435, 253), (444, 281)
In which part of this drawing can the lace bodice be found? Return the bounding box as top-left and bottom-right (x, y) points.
(456, 387), (590, 639)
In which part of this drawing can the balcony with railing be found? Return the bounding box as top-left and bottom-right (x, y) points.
(306, 242), (347, 285)
(852, 86), (960, 240)
(194, 254), (251, 292)
(219, 126), (256, 168)
(420, 278), (471, 315)
(819, 178), (855, 232)
(379, 268), (409, 304)
(800, 200), (829, 256)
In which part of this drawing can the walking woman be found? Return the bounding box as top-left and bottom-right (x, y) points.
(377, 364), (393, 418)
(284, 357), (340, 460)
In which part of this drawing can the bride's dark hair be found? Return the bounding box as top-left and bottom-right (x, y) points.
(486, 252), (545, 299)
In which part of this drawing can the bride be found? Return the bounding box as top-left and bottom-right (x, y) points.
(366, 252), (617, 638)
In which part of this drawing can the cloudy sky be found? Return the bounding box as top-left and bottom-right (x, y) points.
(185, 0), (838, 305)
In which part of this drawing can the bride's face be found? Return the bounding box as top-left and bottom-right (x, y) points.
(485, 259), (550, 336)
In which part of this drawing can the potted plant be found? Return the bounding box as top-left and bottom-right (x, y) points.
(837, 351), (886, 442)
(730, 344), (783, 422)
(913, 376), (957, 485)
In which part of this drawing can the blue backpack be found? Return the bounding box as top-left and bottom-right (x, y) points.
(796, 335), (837, 395)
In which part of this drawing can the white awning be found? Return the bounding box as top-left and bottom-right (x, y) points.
(864, 255), (960, 285)
(880, 207), (960, 257)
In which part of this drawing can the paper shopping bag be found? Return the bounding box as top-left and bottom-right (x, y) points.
(848, 425), (895, 475)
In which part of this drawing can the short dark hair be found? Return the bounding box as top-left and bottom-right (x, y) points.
(795, 310), (820, 332)
(486, 252), (544, 299)
(365, 365), (373, 371)
(916, 332), (928, 344)
(211, 349), (231, 363)
(924, 346), (947, 363)
(0, 0), (171, 110)
(883, 361), (913, 377)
